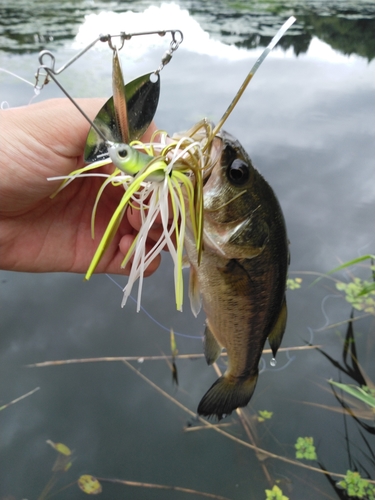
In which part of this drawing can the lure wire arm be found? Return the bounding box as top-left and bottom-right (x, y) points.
(38, 66), (110, 143)
(34, 29), (183, 90)
(35, 36), (101, 89)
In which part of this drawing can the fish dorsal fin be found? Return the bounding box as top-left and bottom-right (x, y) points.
(203, 322), (222, 365)
(268, 297), (287, 357)
(189, 265), (202, 317)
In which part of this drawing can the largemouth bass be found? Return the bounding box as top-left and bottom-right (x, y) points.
(185, 130), (289, 420)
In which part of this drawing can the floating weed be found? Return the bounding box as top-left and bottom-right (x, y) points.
(258, 410), (273, 422)
(337, 470), (375, 499)
(286, 277), (302, 290)
(78, 475), (102, 495)
(295, 437), (317, 461)
(265, 485), (289, 500)
(311, 254), (375, 315)
(336, 278), (375, 314)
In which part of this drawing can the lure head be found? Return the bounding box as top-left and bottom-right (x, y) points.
(107, 143), (142, 175)
(108, 142), (166, 182)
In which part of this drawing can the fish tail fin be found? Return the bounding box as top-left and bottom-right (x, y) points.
(197, 372), (258, 420)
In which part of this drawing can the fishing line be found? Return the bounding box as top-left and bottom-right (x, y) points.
(0, 68), (35, 87)
(267, 350), (296, 372)
(306, 326), (315, 346)
(315, 293), (343, 332)
(259, 357), (266, 374)
(0, 68), (41, 106)
(105, 273), (203, 340)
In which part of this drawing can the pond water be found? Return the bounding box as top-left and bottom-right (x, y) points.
(0, 1), (374, 499)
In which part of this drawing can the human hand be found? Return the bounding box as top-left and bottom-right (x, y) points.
(0, 98), (161, 275)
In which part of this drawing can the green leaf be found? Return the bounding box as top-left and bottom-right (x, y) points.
(311, 254), (375, 287)
(328, 380), (375, 408)
(328, 255), (375, 274)
(46, 440), (72, 456)
(358, 281), (375, 296)
(170, 329), (178, 357)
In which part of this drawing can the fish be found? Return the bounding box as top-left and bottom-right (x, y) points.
(184, 129), (289, 420)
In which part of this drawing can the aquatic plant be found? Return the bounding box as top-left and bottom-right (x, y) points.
(286, 277), (302, 290)
(258, 410), (273, 422)
(294, 437), (318, 461)
(336, 278), (375, 315)
(325, 255), (375, 314)
(337, 470), (375, 499)
(78, 475), (102, 494)
(265, 485), (289, 500)
(328, 381), (375, 410)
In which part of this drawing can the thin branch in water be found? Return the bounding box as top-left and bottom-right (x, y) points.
(183, 423), (234, 432)
(314, 314), (370, 333)
(97, 477), (232, 500)
(26, 345), (321, 368)
(0, 387), (40, 411)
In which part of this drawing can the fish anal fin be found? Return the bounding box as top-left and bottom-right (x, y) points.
(189, 265), (202, 317)
(197, 373), (258, 420)
(203, 322), (222, 365)
(268, 297), (287, 357)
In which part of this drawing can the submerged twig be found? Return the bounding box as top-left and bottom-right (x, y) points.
(26, 345), (321, 368)
(97, 477), (232, 500)
(0, 387), (40, 411)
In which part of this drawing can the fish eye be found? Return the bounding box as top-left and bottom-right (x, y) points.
(118, 148), (128, 159)
(226, 159), (250, 186)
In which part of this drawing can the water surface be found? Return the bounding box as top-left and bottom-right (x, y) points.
(0, 1), (374, 499)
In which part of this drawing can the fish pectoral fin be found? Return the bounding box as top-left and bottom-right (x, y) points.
(228, 214), (269, 256)
(268, 297), (287, 357)
(203, 322), (222, 365)
(189, 266), (202, 318)
(197, 373), (258, 420)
